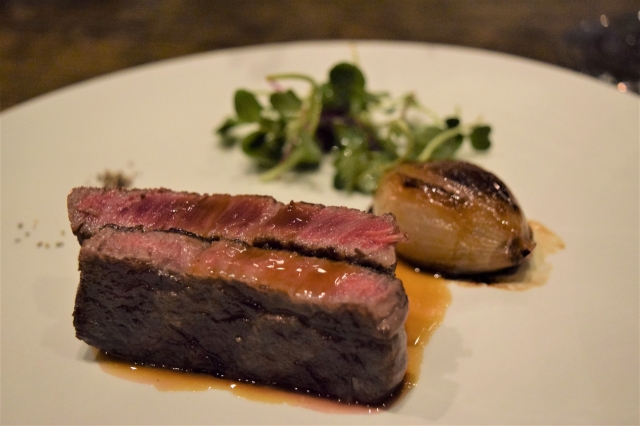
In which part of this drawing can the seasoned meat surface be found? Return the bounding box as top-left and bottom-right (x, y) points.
(74, 228), (408, 404)
(68, 187), (404, 272)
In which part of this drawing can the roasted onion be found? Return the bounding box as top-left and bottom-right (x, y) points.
(373, 160), (535, 275)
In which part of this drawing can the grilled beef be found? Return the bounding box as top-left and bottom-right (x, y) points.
(68, 187), (404, 272)
(73, 228), (408, 404)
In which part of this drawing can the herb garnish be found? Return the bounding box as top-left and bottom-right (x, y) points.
(217, 62), (492, 194)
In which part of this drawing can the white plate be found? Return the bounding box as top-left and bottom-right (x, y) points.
(2, 41), (638, 425)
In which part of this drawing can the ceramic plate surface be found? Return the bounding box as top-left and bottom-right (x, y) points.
(2, 41), (638, 425)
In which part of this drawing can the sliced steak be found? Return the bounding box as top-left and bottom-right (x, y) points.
(74, 227), (408, 404)
(67, 187), (404, 272)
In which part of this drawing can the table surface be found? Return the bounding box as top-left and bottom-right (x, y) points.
(1, 0), (638, 111)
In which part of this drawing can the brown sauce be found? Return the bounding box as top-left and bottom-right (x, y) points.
(451, 220), (565, 290)
(188, 239), (386, 302)
(394, 261), (452, 390)
(92, 220), (562, 411)
(94, 349), (370, 413)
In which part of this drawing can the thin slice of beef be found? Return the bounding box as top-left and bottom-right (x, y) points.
(67, 187), (404, 272)
(74, 227), (408, 404)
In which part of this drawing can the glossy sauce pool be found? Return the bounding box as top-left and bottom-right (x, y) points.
(93, 220), (563, 412)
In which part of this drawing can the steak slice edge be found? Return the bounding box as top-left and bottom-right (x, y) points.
(68, 187), (405, 272)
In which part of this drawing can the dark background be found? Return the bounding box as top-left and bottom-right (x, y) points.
(1, 0), (638, 111)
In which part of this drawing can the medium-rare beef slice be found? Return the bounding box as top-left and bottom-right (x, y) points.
(73, 228), (408, 404)
(67, 187), (404, 272)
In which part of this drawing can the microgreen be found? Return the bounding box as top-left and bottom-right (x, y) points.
(216, 62), (492, 194)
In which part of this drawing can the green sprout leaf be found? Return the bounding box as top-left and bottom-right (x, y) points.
(241, 131), (283, 167)
(215, 117), (241, 147)
(234, 89), (262, 122)
(445, 117), (460, 128)
(323, 63), (366, 114)
(470, 125), (492, 150)
(216, 117), (238, 134)
(429, 134), (464, 160)
(270, 90), (302, 117)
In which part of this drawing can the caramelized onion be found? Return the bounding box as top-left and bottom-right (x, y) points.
(373, 161), (535, 275)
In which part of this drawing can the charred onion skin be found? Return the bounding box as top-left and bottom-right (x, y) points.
(373, 160), (535, 275)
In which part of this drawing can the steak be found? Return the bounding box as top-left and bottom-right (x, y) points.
(73, 227), (408, 404)
(68, 187), (404, 272)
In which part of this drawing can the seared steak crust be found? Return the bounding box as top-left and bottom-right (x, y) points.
(73, 228), (408, 404)
(68, 187), (404, 272)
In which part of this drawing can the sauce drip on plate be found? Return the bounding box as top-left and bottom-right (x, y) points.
(395, 262), (452, 390)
